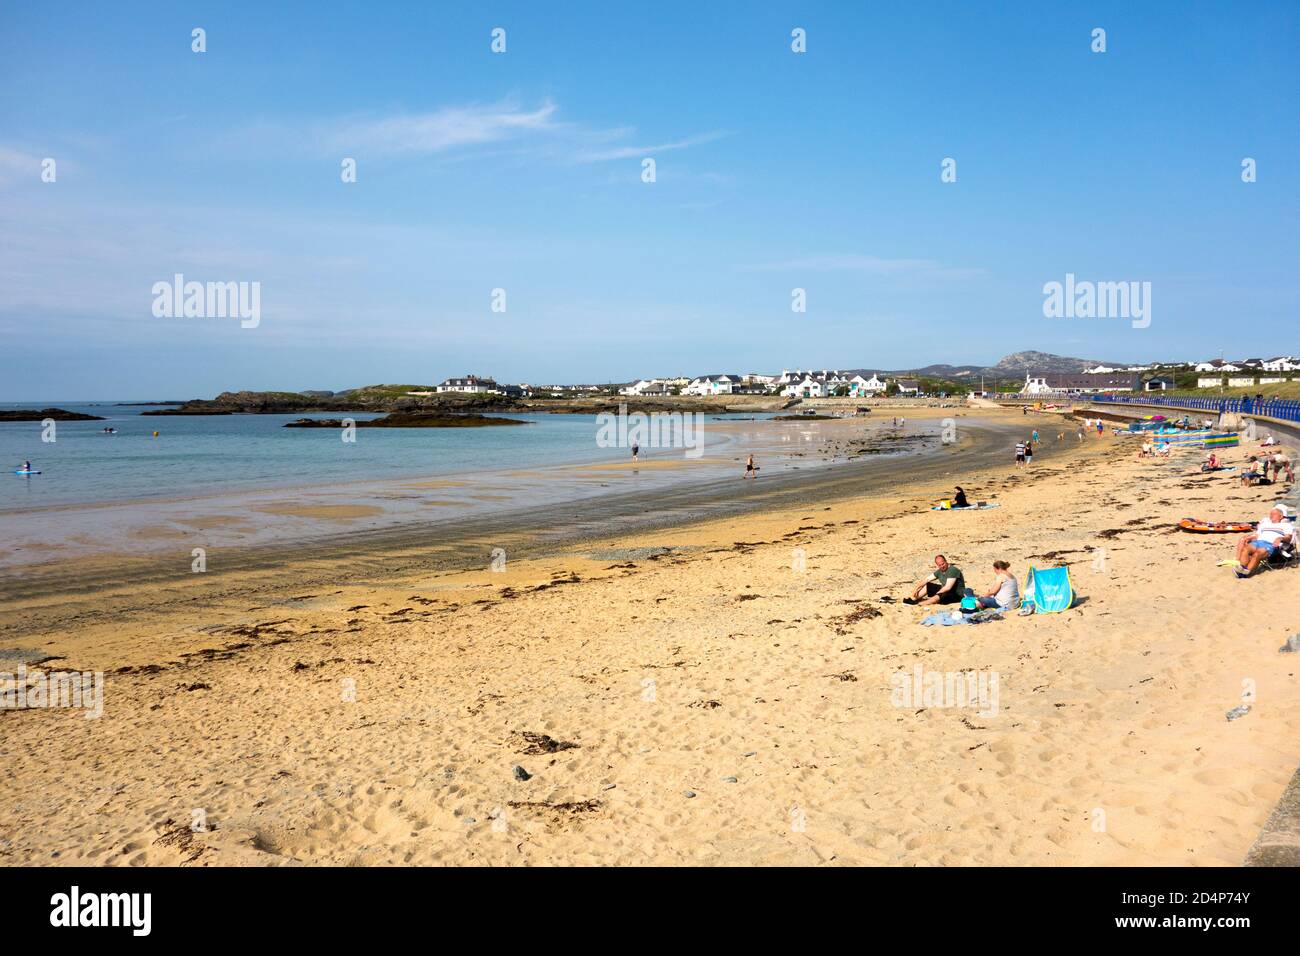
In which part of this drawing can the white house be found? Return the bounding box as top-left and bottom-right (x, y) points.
(1197, 376), (1224, 388)
(684, 374), (742, 396)
(781, 375), (827, 398)
(1020, 372), (1136, 395)
(1263, 356), (1300, 372)
(895, 379), (922, 396)
(438, 375), (497, 394)
(1194, 360), (1242, 373)
(619, 379), (672, 396)
(845, 374), (886, 398)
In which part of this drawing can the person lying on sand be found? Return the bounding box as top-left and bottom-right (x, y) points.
(1235, 506), (1297, 577)
(975, 560), (1021, 610)
(904, 554), (966, 606)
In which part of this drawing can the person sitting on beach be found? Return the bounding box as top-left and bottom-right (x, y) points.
(904, 555), (966, 606)
(1241, 457), (1267, 486)
(1235, 507), (1297, 577)
(975, 560), (1020, 610)
(953, 486), (969, 508)
(1201, 453), (1220, 473)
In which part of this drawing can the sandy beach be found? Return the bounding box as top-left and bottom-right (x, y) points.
(2, 405), (1297, 866)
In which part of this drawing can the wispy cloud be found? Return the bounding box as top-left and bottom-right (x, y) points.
(0, 146), (43, 186)
(259, 99), (726, 168)
(317, 100), (562, 157)
(739, 254), (984, 279)
(571, 131), (728, 163)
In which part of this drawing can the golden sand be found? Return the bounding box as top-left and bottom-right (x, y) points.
(2, 415), (1296, 866)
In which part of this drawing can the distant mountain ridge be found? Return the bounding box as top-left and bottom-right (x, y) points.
(874, 351), (1121, 381)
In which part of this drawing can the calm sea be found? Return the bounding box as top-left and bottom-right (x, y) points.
(0, 402), (766, 508)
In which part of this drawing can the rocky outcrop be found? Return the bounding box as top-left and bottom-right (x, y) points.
(0, 407), (105, 421)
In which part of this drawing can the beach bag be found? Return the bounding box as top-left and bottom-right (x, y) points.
(1026, 566), (1074, 614)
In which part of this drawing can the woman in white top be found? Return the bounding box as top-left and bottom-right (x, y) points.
(976, 560), (1021, 610)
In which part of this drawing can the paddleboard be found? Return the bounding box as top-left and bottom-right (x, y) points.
(14, 470), (41, 475)
(1178, 518), (1255, 534)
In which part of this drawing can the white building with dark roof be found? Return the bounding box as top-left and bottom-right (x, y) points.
(437, 375), (498, 394)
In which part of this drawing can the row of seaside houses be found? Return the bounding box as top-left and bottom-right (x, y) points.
(623, 370), (921, 398)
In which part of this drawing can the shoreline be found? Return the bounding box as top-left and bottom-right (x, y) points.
(2, 410), (1036, 641)
(2, 409), (1296, 865)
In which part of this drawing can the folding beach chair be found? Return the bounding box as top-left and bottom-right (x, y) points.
(1025, 566), (1074, 614)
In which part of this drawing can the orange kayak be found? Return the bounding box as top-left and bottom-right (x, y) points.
(1178, 518), (1255, 533)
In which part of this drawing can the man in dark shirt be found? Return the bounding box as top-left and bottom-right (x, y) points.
(905, 554), (966, 605)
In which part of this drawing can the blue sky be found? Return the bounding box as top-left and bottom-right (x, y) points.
(1, 1), (1297, 400)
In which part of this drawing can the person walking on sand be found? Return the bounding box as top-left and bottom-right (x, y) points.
(1024, 439), (1034, 465)
(631, 442), (639, 463)
(1032, 429), (1039, 444)
(1015, 440), (1025, 467)
(744, 454), (756, 479)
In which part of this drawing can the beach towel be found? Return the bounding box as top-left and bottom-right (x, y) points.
(920, 608), (1004, 626)
(920, 611), (969, 626)
(1025, 566), (1074, 614)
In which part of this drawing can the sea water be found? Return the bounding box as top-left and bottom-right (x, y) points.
(0, 402), (765, 508)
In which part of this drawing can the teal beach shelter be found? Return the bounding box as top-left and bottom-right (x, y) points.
(1026, 566), (1074, 614)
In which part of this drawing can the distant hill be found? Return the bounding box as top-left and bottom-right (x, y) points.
(873, 351), (1119, 381)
